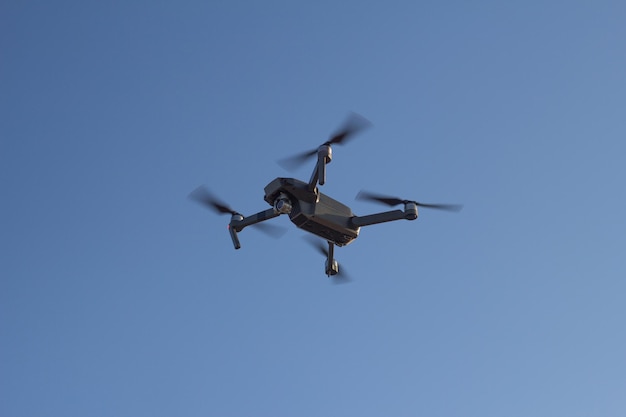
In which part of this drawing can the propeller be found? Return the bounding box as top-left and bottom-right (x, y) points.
(356, 190), (463, 212)
(303, 236), (351, 284)
(277, 112), (372, 171)
(249, 222), (288, 238)
(188, 185), (287, 238)
(189, 185), (240, 215)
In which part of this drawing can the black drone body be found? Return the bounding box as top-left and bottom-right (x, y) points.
(263, 177), (359, 246)
(190, 113), (461, 281)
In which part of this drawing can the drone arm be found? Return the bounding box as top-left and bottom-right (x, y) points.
(227, 208), (281, 250)
(230, 208), (280, 232)
(350, 209), (416, 228)
(318, 156), (327, 186)
(308, 160), (320, 191)
(228, 224), (241, 250)
(308, 145), (332, 190)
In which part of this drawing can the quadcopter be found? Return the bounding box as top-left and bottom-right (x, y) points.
(190, 113), (462, 282)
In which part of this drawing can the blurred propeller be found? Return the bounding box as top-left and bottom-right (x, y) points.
(356, 190), (463, 212)
(249, 222), (288, 238)
(277, 112), (372, 171)
(303, 235), (351, 284)
(305, 235), (329, 258)
(189, 185), (287, 238)
(189, 185), (239, 215)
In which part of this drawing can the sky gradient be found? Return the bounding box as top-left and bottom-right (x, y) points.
(2, 1), (626, 416)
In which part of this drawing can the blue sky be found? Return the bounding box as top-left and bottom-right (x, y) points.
(2, 1), (626, 416)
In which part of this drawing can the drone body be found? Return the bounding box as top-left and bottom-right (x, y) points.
(190, 113), (461, 281)
(264, 177), (359, 246)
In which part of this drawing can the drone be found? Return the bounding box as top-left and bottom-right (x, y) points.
(190, 113), (462, 282)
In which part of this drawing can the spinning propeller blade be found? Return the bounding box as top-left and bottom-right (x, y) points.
(251, 222), (288, 238)
(276, 149), (318, 171)
(305, 235), (330, 258)
(327, 111), (372, 146)
(277, 112), (371, 171)
(188, 185), (287, 238)
(356, 190), (463, 212)
(188, 185), (239, 215)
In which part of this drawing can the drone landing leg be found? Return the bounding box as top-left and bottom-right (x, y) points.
(325, 241), (339, 277)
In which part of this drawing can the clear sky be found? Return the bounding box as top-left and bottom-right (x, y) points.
(2, 1), (626, 416)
